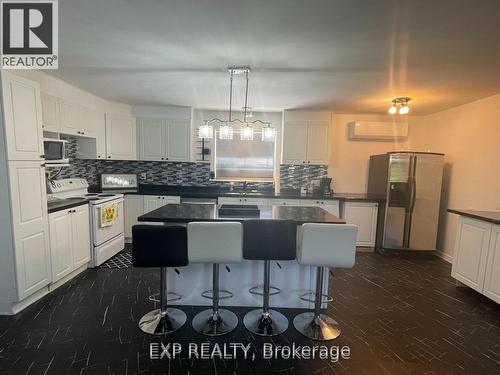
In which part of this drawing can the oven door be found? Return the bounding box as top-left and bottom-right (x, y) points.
(91, 199), (124, 246)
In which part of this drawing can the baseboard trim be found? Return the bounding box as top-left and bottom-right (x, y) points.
(436, 251), (453, 263)
(0, 287), (49, 315)
(49, 264), (88, 292)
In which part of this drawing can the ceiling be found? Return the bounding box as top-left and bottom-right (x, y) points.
(49, 0), (500, 115)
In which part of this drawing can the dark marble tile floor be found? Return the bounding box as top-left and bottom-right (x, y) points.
(0, 252), (499, 374)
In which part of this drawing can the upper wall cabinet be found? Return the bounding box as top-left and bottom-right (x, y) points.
(59, 99), (100, 138)
(40, 92), (60, 133)
(138, 118), (190, 162)
(75, 108), (106, 160)
(282, 111), (330, 165)
(105, 114), (137, 160)
(1, 72), (44, 161)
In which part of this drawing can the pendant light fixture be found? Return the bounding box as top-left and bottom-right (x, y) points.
(198, 120), (213, 139)
(199, 67), (274, 141)
(261, 124), (276, 141)
(388, 97), (412, 115)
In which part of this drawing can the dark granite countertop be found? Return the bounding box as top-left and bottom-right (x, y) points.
(138, 203), (345, 224)
(95, 184), (385, 203)
(448, 209), (500, 225)
(47, 198), (88, 214)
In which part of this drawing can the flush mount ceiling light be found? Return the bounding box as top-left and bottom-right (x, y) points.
(198, 67), (275, 141)
(388, 97), (412, 115)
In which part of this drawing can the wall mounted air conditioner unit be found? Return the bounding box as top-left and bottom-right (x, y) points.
(348, 121), (408, 140)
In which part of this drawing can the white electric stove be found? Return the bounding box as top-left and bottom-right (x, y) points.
(48, 178), (125, 267)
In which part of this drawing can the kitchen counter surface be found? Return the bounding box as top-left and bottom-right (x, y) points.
(47, 197), (89, 214)
(138, 203), (345, 224)
(95, 184), (386, 203)
(448, 209), (500, 225)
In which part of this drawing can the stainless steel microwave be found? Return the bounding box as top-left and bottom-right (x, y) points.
(43, 138), (69, 164)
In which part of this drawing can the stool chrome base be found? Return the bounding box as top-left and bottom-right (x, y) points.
(139, 308), (187, 335)
(243, 309), (288, 336)
(293, 312), (341, 341)
(192, 308), (238, 336)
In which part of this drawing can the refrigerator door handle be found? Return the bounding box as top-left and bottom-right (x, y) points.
(409, 175), (416, 214)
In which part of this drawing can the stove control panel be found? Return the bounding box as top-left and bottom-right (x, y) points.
(48, 178), (89, 194)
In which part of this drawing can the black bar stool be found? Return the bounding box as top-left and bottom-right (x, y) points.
(242, 220), (297, 336)
(132, 225), (189, 335)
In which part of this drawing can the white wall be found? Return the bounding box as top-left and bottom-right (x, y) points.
(409, 94), (500, 260)
(328, 113), (410, 193)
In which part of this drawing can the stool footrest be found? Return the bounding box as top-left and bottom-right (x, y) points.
(201, 289), (233, 300)
(299, 292), (333, 304)
(148, 292), (182, 303)
(249, 285), (281, 296)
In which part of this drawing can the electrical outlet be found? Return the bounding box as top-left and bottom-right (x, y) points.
(140, 172), (147, 180)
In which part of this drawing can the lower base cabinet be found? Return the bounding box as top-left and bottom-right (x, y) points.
(341, 202), (378, 247)
(124, 195), (181, 238)
(452, 216), (500, 303)
(124, 195), (144, 238)
(49, 205), (91, 283)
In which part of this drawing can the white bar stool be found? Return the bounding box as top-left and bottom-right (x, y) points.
(187, 221), (243, 336)
(294, 223), (357, 341)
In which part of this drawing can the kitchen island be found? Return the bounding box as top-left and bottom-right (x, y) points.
(137, 203), (344, 308)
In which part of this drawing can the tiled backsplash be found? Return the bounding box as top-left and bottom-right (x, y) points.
(279, 164), (328, 189)
(56, 137), (327, 189)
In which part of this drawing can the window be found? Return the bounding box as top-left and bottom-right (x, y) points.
(214, 129), (275, 181)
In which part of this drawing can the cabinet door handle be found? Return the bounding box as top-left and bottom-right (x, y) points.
(40, 155), (45, 158)
(107, 156), (111, 158)
(97, 155), (101, 158)
(166, 158), (169, 160)
(68, 210), (72, 213)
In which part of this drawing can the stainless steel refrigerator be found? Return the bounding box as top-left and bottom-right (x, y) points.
(368, 152), (444, 251)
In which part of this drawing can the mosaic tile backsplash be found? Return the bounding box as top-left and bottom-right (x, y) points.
(55, 137), (327, 189)
(279, 164), (328, 189)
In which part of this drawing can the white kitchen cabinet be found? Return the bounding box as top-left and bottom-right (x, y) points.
(59, 99), (82, 136)
(143, 195), (180, 213)
(138, 118), (190, 162)
(300, 199), (340, 217)
(342, 202), (378, 247)
(1, 72), (44, 161)
(71, 205), (91, 268)
(282, 121), (308, 164)
(49, 205), (91, 283)
(306, 122), (330, 164)
(76, 108), (106, 160)
(282, 114), (330, 165)
(484, 225), (500, 303)
(271, 199), (302, 206)
(166, 120), (190, 161)
(8, 161), (51, 299)
(105, 114), (137, 160)
(218, 197), (271, 206)
(48, 209), (74, 281)
(125, 195), (144, 238)
(452, 217), (491, 293)
(41, 92), (60, 132)
(79, 106), (101, 139)
(138, 119), (164, 160)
